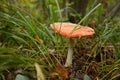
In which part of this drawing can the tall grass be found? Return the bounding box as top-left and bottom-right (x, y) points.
(0, 1), (63, 79)
(86, 1), (120, 79)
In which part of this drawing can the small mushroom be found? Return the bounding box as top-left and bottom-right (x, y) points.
(50, 22), (95, 67)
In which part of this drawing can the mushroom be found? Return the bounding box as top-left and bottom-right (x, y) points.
(50, 22), (95, 67)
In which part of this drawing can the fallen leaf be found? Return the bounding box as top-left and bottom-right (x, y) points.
(55, 64), (68, 79)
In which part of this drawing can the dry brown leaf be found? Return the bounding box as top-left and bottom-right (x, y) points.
(55, 64), (68, 79)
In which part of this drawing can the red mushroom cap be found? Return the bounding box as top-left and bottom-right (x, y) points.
(50, 22), (95, 38)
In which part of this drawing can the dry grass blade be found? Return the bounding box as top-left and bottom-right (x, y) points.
(35, 63), (46, 80)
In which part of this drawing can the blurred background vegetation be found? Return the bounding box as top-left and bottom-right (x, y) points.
(0, 0), (120, 80)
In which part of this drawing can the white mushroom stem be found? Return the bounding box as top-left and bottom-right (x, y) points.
(65, 38), (75, 67)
